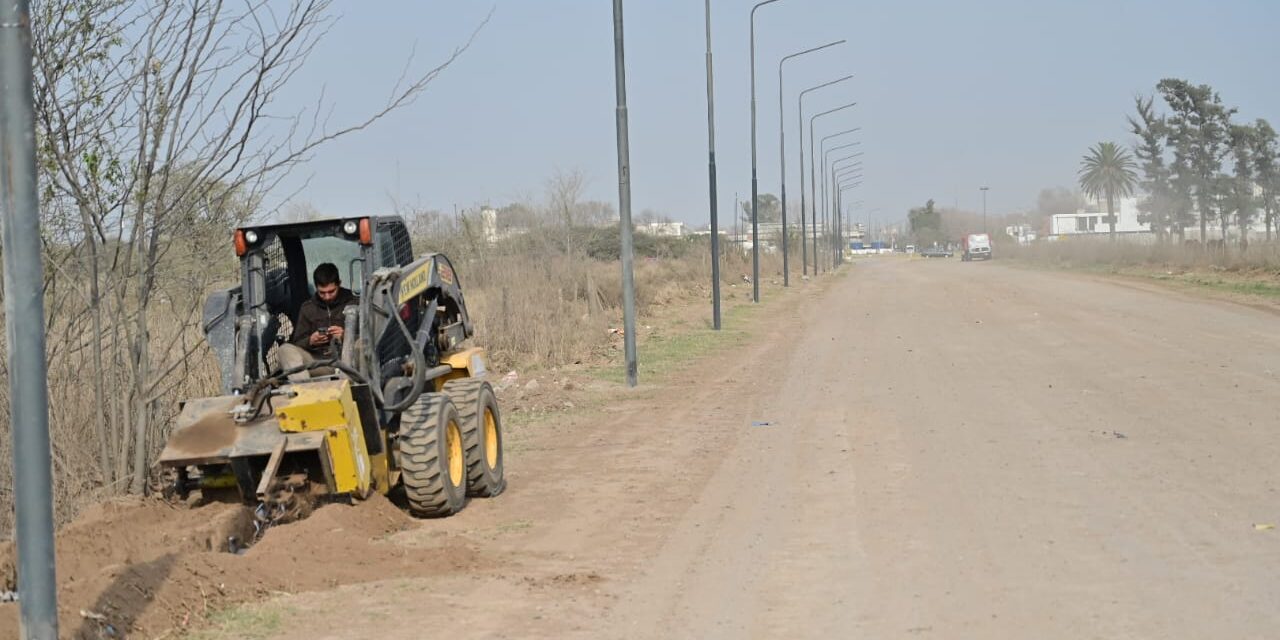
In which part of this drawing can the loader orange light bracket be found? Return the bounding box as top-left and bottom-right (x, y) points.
(233, 230), (248, 256)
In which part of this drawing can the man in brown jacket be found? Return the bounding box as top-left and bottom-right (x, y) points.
(277, 262), (358, 381)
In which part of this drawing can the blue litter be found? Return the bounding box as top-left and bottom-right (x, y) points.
(751, 421), (773, 427)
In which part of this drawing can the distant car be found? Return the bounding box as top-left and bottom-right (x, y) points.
(905, 245), (916, 254)
(920, 246), (953, 258)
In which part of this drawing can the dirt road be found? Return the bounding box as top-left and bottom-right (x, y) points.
(243, 257), (1279, 639)
(20, 257), (1279, 639)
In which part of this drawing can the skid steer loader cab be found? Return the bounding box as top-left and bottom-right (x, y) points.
(157, 215), (505, 526)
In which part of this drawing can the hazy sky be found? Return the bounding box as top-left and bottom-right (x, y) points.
(273, 0), (1280, 229)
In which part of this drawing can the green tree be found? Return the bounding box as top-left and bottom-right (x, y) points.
(1127, 95), (1190, 241)
(1157, 79), (1236, 244)
(1227, 124), (1258, 248)
(1077, 142), (1138, 240)
(1250, 120), (1280, 241)
(740, 193), (781, 224)
(908, 199), (944, 245)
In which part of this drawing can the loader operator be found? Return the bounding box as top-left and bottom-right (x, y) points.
(277, 262), (358, 381)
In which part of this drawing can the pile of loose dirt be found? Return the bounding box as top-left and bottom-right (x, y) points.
(0, 495), (492, 639)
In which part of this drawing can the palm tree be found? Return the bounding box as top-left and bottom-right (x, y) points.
(1078, 142), (1139, 240)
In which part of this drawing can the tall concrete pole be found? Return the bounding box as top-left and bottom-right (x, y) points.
(705, 0), (721, 330)
(613, 0), (638, 387)
(0, 0), (60, 637)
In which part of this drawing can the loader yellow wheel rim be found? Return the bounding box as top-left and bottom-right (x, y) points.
(484, 409), (499, 468)
(447, 419), (464, 488)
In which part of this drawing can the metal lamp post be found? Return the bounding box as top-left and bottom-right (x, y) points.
(808, 103), (858, 274)
(849, 199), (865, 248)
(704, 0), (721, 330)
(838, 181), (864, 259)
(0, 0), (60, 636)
(821, 139), (861, 253)
(819, 134), (860, 266)
(980, 186), (989, 233)
(748, 0), (782, 302)
(813, 126), (859, 271)
(836, 178), (863, 263)
(798, 75), (853, 276)
(827, 152), (864, 265)
(612, 0), (638, 387)
(777, 40), (843, 287)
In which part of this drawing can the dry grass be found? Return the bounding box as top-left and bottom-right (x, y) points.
(0, 224), (778, 536)
(1009, 237), (1280, 272)
(1007, 238), (1280, 298)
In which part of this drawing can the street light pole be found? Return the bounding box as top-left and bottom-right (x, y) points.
(822, 140), (861, 250)
(980, 186), (990, 234)
(819, 132), (860, 269)
(834, 175), (863, 266)
(777, 40), (843, 287)
(612, 0), (638, 387)
(749, 0), (782, 303)
(838, 182), (863, 255)
(850, 200), (865, 250)
(826, 151), (863, 265)
(0, 0), (60, 637)
(798, 75), (853, 277)
(809, 102), (858, 275)
(704, 0), (721, 330)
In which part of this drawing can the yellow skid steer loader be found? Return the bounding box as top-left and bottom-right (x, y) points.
(157, 216), (504, 526)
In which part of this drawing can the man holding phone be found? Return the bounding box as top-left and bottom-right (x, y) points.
(277, 262), (358, 381)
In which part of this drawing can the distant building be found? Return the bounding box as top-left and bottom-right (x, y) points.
(1048, 191), (1275, 242)
(1050, 196), (1146, 235)
(480, 206), (498, 244)
(1005, 223), (1037, 244)
(637, 221), (686, 237)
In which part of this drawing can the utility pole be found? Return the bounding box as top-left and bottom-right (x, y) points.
(612, 0), (638, 387)
(0, 0), (60, 637)
(704, 0), (721, 330)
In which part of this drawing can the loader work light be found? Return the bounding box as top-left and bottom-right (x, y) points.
(358, 217), (373, 245)
(343, 220), (359, 236)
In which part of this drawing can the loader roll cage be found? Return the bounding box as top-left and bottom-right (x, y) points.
(202, 216), (473, 412)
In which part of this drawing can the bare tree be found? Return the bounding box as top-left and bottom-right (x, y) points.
(546, 168), (587, 255)
(283, 200), (324, 222)
(23, 0), (489, 494)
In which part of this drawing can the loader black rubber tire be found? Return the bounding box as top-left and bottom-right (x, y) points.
(442, 378), (506, 498)
(398, 393), (467, 517)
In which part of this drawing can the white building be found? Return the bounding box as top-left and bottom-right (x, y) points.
(1049, 192), (1274, 241)
(1005, 223), (1037, 245)
(637, 221), (686, 237)
(480, 206), (498, 243)
(1050, 196), (1146, 235)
